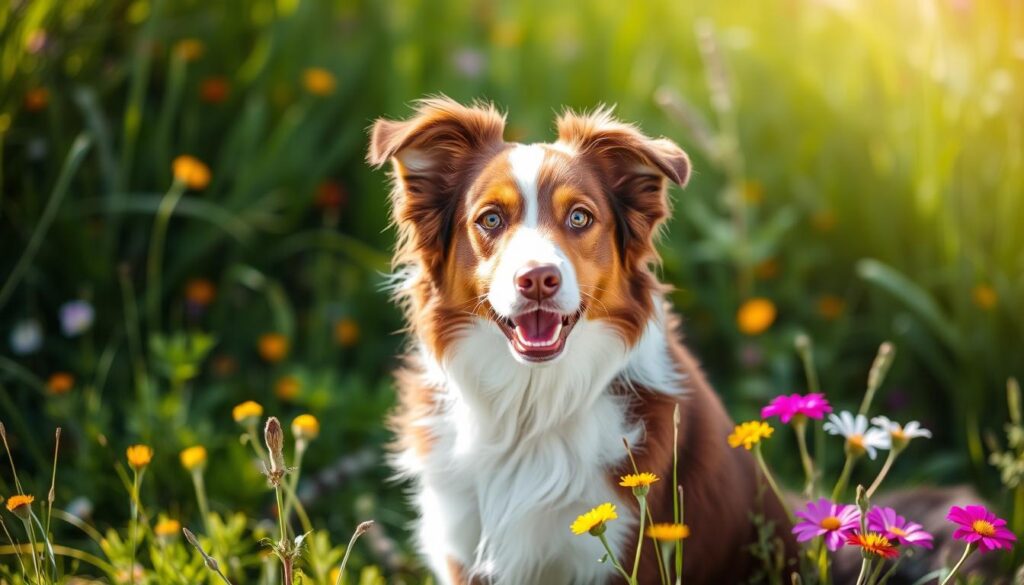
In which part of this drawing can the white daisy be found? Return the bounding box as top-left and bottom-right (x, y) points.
(871, 416), (932, 450)
(823, 411), (889, 460)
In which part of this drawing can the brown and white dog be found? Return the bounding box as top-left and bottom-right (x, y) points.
(368, 97), (795, 584)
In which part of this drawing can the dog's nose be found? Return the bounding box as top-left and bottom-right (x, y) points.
(515, 264), (561, 301)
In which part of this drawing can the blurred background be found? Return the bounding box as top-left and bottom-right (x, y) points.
(1, 0), (1022, 581)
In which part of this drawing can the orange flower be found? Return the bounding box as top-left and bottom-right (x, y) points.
(172, 155), (211, 190)
(24, 88), (50, 112)
(972, 284), (997, 310)
(737, 298), (777, 336)
(232, 400), (263, 424)
(334, 319), (359, 347)
(646, 523), (690, 541)
(200, 76), (230, 104)
(185, 278), (216, 306)
(816, 295), (846, 320)
(302, 68), (336, 96)
(847, 532), (898, 559)
(315, 181), (346, 210)
(5, 494), (34, 518)
(179, 446), (207, 471)
(274, 376), (301, 401)
(126, 445), (153, 470)
(174, 39), (204, 62)
(47, 372), (75, 395)
(258, 333), (289, 363)
(154, 518), (181, 538)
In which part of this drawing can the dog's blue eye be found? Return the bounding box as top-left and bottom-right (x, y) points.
(478, 212), (502, 230)
(568, 209), (592, 229)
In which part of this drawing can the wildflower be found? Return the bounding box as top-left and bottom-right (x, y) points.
(200, 76), (230, 104)
(761, 393), (832, 424)
(737, 298), (776, 335)
(646, 523), (690, 541)
(315, 181), (346, 210)
(334, 318), (360, 347)
(817, 295), (846, 320)
(947, 505), (1016, 552)
(180, 446), (207, 471)
(571, 503), (617, 536)
(867, 507), (933, 549)
(847, 532), (899, 559)
(60, 300), (95, 337)
(971, 284), (997, 310)
(154, 518), (182, 538)
(174, 39), (204, 61)
(5, 494), (34, 519)
(9, 319), (43, 355)
(619, 472), (659, 488)
(185, 278), (216, 310)
(126, 445), (153, 470)
(870, 416), (931, 451)
(824, 411), (889, 460)
(728, 421), (774, 450)
(302, 68), (336, 96)
(232, 400), (263, 424)
(275, 376), (301, 400)
(264, 417), (286, 484)
(793, 498), (860, 551)
(47, 372), (75, 395)
(258, 333), (289, 363)
(292, 414), (320, 441)
(172, 155), (211, 190)
(24, 88), (50, 112)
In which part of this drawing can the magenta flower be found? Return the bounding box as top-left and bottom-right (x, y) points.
(867, 507), (933, 549)
(947, 505), (1016, 552)
(761, 393), (832, 424)
(793, 498), (860, 551)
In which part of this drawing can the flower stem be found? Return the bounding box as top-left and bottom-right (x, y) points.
(130, 469), (139, 585)
(831, 455), (856, 501)
(793, 419), (816, 497)
(940, 542), (976, 585)
(334, 521), (373, 585)
(672, 404), (682, 585)
(815, 538), (829, 584)
(866, 556), (886, 585)
(854, 558), (871, 585)
(753, 444), (793, 523)
(145, 179), (186, 332)
(598, 532), (633, 584)
(631, 495), (647, 583)
(191, 469), (212, 534)
(865, 449), (899, 498)
(21, 518), (42, 585)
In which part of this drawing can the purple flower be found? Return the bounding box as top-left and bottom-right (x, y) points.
(793, 498), (860, 551)
(867, 507), (933, 548)
(761, 393), (832, 424)
(9, 319), (43, 355)
(947, 505), (1017, 552)
(59, 300), (94, 337)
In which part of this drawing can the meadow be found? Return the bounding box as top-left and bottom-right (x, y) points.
(0, 0), (1022, 582)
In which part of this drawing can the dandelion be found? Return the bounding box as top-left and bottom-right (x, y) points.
(971, 284), (998, 310)
(60, 300), (95, 337)
(867, 507), (933, 549)
(9, 319), (43, 355)
(736, 298), (776, 335)
(258, 333), (289, 363)
(303, 67), (337, 96)
(571, 502), (618, 536)
(232, 400), (263, 424)
(126, 445), (153, 470)
(846, 532), (899, 559)
(792, 498), (860, 551)
(180, 446), (207, 471)
(824, 411), (888, 460)
(46, 372), (75, 395)
(275, 376), (301, 400)
(334, 318), (359, 347)
(172, 155), (211, 190)
(947, 505), (1016, 552)
(24, 87), (50, 112)
(646, 523), (690, 541)
(761, 393), (832, 424)
(870, 416), (931, 451)
(5, 494), (34, 519)
(619, 473), (659, 488)
(728, 421), (774, 450)
(291, 414), (320, 442)
(174, 38), (204, 61)
(185, 278), (216, 308)
(154, 518), (181, 538)
(200, 76), (230, 104)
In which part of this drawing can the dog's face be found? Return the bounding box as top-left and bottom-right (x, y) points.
(369, 99), (689, 364)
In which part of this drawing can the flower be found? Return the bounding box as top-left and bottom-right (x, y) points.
(292, 414), (320, 441)
(817, 295), (846, 320)
(60, 300), (94, 337)
(867, 507), (933, 548)
(200, 76), (230, 104)
(5, 494), (34, 519)
(172, 155), (211, 190)
(823, 411), (888, 460)
(154, 518), (181, 538)
(126, 445), (153, 470)
(737, 298), (776, 335)
(315, 181), (346, 210)
(9, 319), (43, 355)
(47, 372), (75, 395)
(947, 505), (1016, 552)
(870, 416), (931, 451)
(264, 417), (286, 482)
(761, 393), (832, 424)
(847, 532), (899, 559)
(619, 473), (659, 488)
(258, 333), (289, 363)
(185, 278), (216, 308)
(728, 421), (774, 450)
(179, 446), (207, 471)
(232, 400), (263, 424)
(174, 39), (204, 62)
(972, 284), (998, 310)
(24, 88), (50, 112)
(302, 68), (336, 96)
(334, 318), (359, 347)
(275, 376), (301, 400)
(647, 523), (690, 541)
(571, 503), (617, 536)
(793, 498), (860, 551)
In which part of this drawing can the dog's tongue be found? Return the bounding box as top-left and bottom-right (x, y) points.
(513, 310), (562, 344)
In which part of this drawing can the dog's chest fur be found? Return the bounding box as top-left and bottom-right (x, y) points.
(394, 313), (682, 585)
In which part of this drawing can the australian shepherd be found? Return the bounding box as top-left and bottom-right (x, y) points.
(368, 97), (795, 584)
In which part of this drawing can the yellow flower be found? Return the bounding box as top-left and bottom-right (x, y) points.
(126, 445), (153, 470)
(275, 376), (301, 401)
(185, 278), (216, 306)
(179, 446), (207, 471)
(232, 400), (263, 424)
(334, 318), (359, 347)
(172, 155), (211, 190)
(972, 284), (997, 310)
(329, 568), (341, 584)
(737, 298), (777, 336)
(816, 295), (846, 320)
(24, 87), (50, 112)
(302, 68), (336, 96)
(619, 473), (659, 488)
(292, 414), (320, 441)
(47, 372), (75, 395)
(258, 333), (289, 363)
(154, 518), (181, 538)
(5, 494), (34, 518)
(174, 39), (204, 62)
(571, 502), (617, 536)
(728, 421), (774, 450)
(646, 523), (690, 541)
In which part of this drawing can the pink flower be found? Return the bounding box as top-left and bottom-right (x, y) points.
(793, 498), (860, 551)
(947, 505), (1016, 552)
(867, 507), (933, 549)
(761, 393), (832, 424)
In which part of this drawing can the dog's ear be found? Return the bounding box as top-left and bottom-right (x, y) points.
(556, 107), (689, 266)
(368, 97), (506, 275)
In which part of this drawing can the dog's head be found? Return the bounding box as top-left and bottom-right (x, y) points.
(369, 97), (689, 365)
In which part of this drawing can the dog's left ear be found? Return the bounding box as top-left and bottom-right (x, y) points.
(556, 107), (689, 265)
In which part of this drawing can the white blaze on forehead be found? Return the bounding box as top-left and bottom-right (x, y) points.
(507, 144), (546, 228)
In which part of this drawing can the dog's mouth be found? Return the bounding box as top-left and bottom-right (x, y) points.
(495, 308), (582, 362)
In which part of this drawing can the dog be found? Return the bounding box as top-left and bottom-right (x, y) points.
(368, 97), (795, 584)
